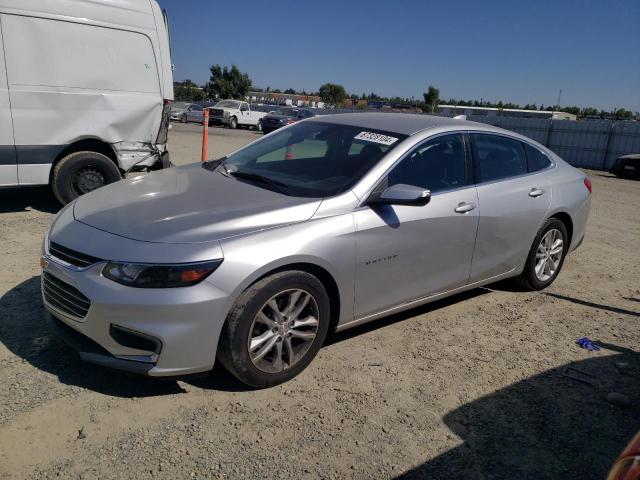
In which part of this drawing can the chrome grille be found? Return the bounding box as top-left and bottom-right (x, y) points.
(42, 272), (91, 319)
(211, 109), (224, 117)
(49, 242), (102, 268)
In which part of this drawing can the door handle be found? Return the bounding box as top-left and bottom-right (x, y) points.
(529, 188), (545, 198)
(454, 202), (476, 213)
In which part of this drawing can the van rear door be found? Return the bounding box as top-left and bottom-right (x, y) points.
(0, 17), (17, 185)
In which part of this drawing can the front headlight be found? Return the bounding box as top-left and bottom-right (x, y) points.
(102, 260), (222, 288)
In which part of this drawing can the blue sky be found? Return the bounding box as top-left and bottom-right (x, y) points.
(158, 0), (640, 111)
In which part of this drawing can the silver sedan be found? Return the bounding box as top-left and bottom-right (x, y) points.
(41, 113), (591, 387)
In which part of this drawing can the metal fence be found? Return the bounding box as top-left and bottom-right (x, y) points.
(296, 107), (640, 170)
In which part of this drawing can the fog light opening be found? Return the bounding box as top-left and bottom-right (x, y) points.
(109, 324), (162, 354)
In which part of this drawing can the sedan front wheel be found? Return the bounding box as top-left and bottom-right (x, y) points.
(217, 271), (330, 388)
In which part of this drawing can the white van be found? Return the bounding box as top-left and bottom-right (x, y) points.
(0, 0), (173, 204)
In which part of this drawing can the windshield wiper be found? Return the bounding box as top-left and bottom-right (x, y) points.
(228, 170), (290, 194)
(203, 156), (237, 178)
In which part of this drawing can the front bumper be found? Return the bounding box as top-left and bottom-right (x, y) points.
(210, 116), (228, 125)
(41, 237), (232, 377)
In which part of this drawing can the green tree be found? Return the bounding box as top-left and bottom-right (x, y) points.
(614, 108), (633, 120)
(205, 64), (252, 100)
(173, 79), (204, 101)
(423, 85), (440, 113)
(581, 107), (599, 117)
(319, 83), (347, 106)
(284, 88), (296, 94)
(560, 106), (580, 115)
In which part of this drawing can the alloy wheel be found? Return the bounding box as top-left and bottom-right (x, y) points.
(247, 289), (320, 373)
(534, 228), (563, 282)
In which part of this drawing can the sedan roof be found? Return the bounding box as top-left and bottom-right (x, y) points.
(311, 112), (483, 136)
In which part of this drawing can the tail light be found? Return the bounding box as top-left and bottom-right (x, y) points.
(163, 98), (172, 106)
(287, 118), (295, 124)
(584, 178), (592, 194)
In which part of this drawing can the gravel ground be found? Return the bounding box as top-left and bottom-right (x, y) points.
(0, 124), (638, 479)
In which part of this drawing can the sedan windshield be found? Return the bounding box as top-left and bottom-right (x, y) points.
(217, 121), (408, 197)
(215, 100), (240, 108)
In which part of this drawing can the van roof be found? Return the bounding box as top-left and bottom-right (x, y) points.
(0, 0), (159, 30)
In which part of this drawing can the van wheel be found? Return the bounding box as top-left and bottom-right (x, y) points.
(52, 151), (122, 205)
(229, 116), (238, 129)
(217, 271), (330, 388)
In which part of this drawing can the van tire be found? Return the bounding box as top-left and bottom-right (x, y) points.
(52, 151), (122, 205)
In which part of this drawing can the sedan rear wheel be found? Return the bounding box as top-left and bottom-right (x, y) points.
(534, 228), (563, 282)
(217, 271), (330, 388)
(514, 218), (568, 290)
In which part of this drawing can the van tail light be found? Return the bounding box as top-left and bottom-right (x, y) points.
(584, 178), (592, 194)
(163, 98), (172, 106)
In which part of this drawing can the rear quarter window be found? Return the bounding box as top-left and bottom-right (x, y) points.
(524, 143), (552, 172)
(3, 15), (159, 94)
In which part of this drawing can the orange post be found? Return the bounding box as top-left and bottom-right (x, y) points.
(201, 108), (209, 162)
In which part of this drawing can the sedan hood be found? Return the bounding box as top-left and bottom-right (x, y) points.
(73, 163), (321, 244)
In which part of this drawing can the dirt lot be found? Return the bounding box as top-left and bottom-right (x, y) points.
(0, 124), (639, 479)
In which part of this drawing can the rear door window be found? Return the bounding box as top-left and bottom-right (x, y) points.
(471, 134), (527, 183)
(524, 143), (552, 172)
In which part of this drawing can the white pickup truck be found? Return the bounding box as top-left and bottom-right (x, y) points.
(209, 100), (266, 131)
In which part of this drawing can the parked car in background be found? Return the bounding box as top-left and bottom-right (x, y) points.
(609, 154), (640, 180)
(0, 0), (173, 204)
(42, 113), (591, 387)
(169, 102), (192, 122)
(262, 108), (315, 134)
(174, 103), (204, 124)
(209, 100), (266, 130)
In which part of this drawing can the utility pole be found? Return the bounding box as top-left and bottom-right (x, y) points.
(555, 89), (562, 111)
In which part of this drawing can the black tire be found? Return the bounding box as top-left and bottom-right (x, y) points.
(180, 114), (187, 123)
(513, 217), (569, 291)
(217, 271), (330, 388)
(229, 116), (238, 129)
(52, 151), (122, 205)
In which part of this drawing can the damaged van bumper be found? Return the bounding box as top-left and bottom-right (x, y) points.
(112, 141), (171, 172)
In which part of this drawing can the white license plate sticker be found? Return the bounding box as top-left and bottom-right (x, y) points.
(623, 165), (635, 170)
(354, 131), (399, 146)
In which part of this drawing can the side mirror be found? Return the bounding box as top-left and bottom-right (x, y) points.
(369, 184), (431, 206)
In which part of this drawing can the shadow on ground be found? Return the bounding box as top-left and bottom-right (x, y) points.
(1, 276), (492, 396)
(395, 348), (640, 480)
(0, 186), (61, 214)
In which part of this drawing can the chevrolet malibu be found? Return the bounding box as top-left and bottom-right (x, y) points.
(41, 113), (591, 387)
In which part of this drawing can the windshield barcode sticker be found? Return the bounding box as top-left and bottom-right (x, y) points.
(354, 131), (399, 146)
